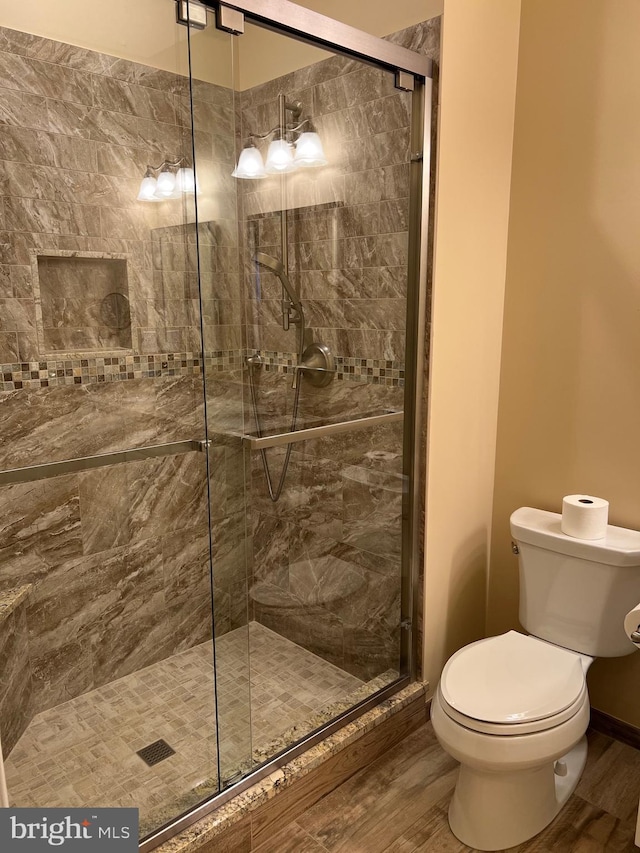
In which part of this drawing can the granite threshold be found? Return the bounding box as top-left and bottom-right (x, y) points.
(146, 680), (427, 853)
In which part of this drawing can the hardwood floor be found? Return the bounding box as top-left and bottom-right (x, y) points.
(253, 722), (640, 852)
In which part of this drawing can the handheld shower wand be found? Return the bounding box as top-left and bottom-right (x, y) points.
(248, 252), (307, 501)
(254, 252), (303, 332)
(254, 252), (306, 390)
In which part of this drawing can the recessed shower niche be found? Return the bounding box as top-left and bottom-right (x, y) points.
(32, 251), (132, 355)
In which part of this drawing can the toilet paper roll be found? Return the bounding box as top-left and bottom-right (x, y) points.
(561, 495), (609, 539)
(624, 603), (640, 648)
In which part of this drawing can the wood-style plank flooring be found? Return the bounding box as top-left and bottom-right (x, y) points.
(254, 721), (640, 852)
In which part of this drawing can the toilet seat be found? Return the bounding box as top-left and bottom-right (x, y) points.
(437, 684), (588, 736)
(439, 631), (588, 736)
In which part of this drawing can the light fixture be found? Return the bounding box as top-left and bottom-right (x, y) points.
(293, 131), (328, 168)
(136, 158), (197, 202)
(231, 95), (328, 180)
(175, 166), (197, 194)
(136, 168), (161, 202)
(231, 139), (266, 179)
(156, 165), (178, 198)
(265, 137), (295, 174)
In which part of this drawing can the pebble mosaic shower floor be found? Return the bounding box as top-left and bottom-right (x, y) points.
(4, 623), (364, 836)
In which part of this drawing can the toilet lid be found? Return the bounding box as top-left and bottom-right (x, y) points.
(440, 631), (586, 724)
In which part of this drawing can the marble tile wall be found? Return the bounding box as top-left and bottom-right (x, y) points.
(0, 586), (33, 755)
(0, 22), (238, 366)
(249, 423), (404, 680)
(238, 19), (440, 680)
(0, 456), (216, 716)
(0, 26), (247, 719)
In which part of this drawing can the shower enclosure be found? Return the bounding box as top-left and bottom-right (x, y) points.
(0, 0), (435, 846)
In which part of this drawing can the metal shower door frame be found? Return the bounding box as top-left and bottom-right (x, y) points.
(140, 1), (434, 847)
(214, 0), (433, 78)
(207, 0), (433, 683)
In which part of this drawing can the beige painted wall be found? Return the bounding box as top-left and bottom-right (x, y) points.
(293, 0), (443, 30)
(489, 0), (640, 726)
(422, 0), (521, 689)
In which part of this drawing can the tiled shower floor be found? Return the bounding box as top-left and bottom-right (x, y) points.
(5, 622), (365, 835)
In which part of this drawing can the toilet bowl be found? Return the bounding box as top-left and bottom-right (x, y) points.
(431, 507), (640, 851)
(431, 631), (591, 850)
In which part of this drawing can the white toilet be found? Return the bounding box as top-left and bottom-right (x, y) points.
(431, 506), (640, 851)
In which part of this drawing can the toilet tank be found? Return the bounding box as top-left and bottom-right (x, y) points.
(510, 507), (640, 657)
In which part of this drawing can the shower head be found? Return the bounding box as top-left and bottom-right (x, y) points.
(254, 252), (302, 312)
(255, 252), (285, 276)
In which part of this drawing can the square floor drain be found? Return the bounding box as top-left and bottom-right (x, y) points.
(136, 739), (176, 767)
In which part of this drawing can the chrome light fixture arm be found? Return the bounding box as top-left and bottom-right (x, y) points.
(248, 100), (303, 142)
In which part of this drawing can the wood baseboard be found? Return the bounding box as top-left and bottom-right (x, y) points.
(589, 707), (640, 751)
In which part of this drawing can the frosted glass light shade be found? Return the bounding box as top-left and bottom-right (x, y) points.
(137, 175), (161, 202)
(156, 168), (178, 198)
(232, 146), (266, 179)
(293, 132), (328, 167)
(265, 139), (295, 174)
(175, 167), (196, 194)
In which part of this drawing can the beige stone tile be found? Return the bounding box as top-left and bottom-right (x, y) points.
(5, 622), (369, 840)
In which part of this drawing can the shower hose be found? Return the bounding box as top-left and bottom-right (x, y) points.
(247, 311), (306, 502)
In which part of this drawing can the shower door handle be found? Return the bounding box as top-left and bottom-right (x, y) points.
(242, 410), (403, 450)
(0, 439), (205, 486)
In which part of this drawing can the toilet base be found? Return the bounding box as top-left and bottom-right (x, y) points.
(449, 736), (588, 851)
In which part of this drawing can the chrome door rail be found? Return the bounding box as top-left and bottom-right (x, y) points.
(212, 0), (433, 79)
(404, 76), (433, 680)
(0, 440), (207, 486)
(242, 410), (403, 450)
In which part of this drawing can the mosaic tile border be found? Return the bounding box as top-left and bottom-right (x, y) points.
(254, 350), (406, 387)
(0, 353), (203, 391)
(0, 350), (404, 391)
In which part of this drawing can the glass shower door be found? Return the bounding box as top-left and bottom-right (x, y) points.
(0, 3), (229, 840)
(185, 16), (254, 787)
(190, 14), (416, 785)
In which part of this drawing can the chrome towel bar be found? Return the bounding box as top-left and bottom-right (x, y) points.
(0, 439), (207, 486)
(242, 410), (403, 451)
